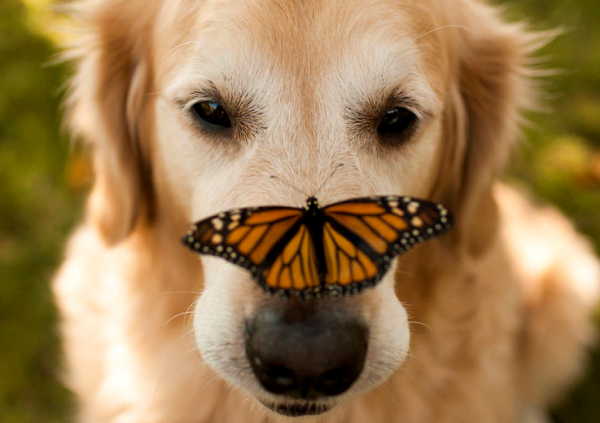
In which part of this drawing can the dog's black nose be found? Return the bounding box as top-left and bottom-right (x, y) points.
(245, 300), (368, 400)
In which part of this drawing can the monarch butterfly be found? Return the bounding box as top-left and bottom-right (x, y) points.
(182, 195), (453, 299)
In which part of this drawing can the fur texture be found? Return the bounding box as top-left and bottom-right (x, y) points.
(54, 0), (600, 421)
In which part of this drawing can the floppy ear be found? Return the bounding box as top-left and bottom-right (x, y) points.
(66, 0), (155, 245)
(431, 1), (545, 255)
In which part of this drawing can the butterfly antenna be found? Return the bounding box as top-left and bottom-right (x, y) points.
(314, 163), (344, 197)
(269, 175), (309, 197)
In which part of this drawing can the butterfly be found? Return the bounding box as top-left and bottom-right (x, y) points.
(182, 195), (453, 299)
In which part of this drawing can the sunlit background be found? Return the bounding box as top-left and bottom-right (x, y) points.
(0, 0), (598, 421)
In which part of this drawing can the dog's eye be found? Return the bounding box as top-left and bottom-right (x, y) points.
(191, 101), (232, 128)
(377, 107), (416, 136)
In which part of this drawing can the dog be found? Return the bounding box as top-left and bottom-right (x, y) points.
(54, 0), (600, 421)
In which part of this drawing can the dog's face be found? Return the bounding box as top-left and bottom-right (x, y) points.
(152, 0), (447, 415)
(72, 0), (529, 417)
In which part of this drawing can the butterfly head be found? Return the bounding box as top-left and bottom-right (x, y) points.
(304, 196), (323, 218)
(305, 196), (319, 208)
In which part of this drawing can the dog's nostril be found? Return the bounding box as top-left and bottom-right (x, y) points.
(321, 367), (353, 386)
(322, 368), (347, 382)
(264, 365), (297, 389)
(249, 358), (300, 395)
(318, 368), (357, 395)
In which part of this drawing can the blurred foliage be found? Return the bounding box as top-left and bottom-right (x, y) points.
(501, 0), (600, 255)
(499, 1), (600, 422)
(0, 0), (80, 421)
(0, 0), (598, 421)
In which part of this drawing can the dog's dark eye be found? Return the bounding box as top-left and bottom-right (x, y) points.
(191, 101), (232, 128)
(377, 107), (416, 136)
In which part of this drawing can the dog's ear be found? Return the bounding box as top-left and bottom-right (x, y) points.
(431, 1), (546, 254)
(66, 0), (155, 245)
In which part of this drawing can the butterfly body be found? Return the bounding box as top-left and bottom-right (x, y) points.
(183, 195), (453, 299)
(302, 197), (328, 279)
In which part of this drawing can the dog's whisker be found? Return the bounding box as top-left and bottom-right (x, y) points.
(152, 332), (204, 400)
(180, 328), (197, 341)
(165, 297), (200, 327)
(403, 351), (429, 371)
(163, 300), (198, 326)
(409, 320), (434, 333)
(395, 269), (424, 282)
(394, 362), (421, 386)
(413, 24), (474, 42)
(213, 380), (230, 420)
(177, 345), (199, 358)
(164, 311), (195, 326)
(159, 40), (199, 62)
(159, 290), (203, 296)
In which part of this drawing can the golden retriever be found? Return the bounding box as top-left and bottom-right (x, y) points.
(54, 0), (600, 421)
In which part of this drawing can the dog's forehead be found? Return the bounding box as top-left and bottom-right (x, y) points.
(158, 0), (447, 105)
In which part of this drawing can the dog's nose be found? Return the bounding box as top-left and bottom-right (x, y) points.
(245, 301), (368, 400)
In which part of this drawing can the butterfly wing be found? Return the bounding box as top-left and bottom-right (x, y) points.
(182, 206), (321, 297)
(260, 222), (322, 296)
(182, 196), (453, 299)
(321, 196), (453, 295)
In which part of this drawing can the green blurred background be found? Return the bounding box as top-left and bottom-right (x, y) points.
(0, 0), (598, 421)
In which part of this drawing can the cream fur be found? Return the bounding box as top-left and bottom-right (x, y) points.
(54, 0), (600, 421)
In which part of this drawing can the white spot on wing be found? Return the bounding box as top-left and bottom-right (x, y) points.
(407, 202), (420, 214)
(211, 218), (224, 230)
